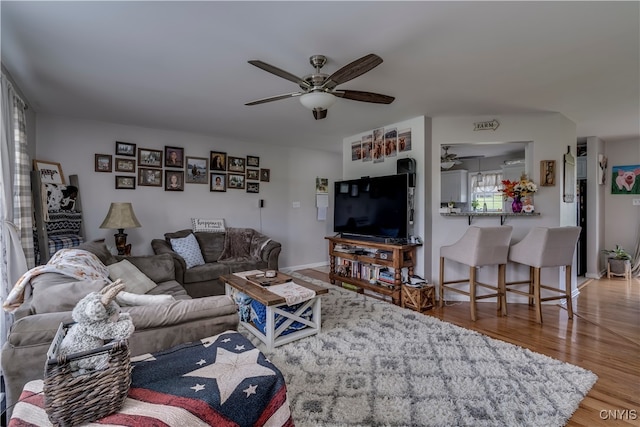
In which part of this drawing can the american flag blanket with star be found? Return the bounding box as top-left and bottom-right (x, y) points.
(9, 331), (294, 427)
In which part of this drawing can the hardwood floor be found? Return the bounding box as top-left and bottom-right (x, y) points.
(298, 268), (640, 427)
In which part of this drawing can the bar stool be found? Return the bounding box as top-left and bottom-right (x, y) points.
(439, 226), (513, 321)
(506, 226), (581, 324)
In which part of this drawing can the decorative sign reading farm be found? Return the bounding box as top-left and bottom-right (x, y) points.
(473, 119), (500, 131)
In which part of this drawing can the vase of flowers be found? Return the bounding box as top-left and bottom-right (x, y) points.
(501, 174), (538, 213)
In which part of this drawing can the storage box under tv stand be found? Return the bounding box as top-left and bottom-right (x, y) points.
(326, 236), (418, 305)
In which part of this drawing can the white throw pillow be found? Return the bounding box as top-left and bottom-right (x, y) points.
(191, 218), (226, 233)
(170, 233), (205, 269)
(107, 260), (157, 294)
(116, 291), (175, 306)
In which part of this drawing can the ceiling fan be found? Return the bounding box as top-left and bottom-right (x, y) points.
(441, 146), (484, 170)
(245, 54), (395, 120)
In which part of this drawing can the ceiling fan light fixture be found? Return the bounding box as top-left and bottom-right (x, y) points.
(441, 161), (456, 170)
(299, 92), (337, 110)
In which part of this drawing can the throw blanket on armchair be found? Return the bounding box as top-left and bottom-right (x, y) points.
(3, 248), (109, 312)
(218, 227), (272, 262)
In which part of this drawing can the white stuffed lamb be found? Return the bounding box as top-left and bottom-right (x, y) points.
(59, 280), (135, 372)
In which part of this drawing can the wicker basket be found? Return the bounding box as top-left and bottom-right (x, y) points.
(43, 322), (132, 426)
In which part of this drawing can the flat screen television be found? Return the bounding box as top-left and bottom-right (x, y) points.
(333, 174), (409, 241)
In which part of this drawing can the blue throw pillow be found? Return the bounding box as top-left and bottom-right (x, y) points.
(170, 233), (205, 269)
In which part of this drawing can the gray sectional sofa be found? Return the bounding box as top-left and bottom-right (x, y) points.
(1, 240), (239, 418)
(151, 227), (281, 298)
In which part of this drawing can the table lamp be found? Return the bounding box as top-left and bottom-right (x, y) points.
(99, 202), (141, 255)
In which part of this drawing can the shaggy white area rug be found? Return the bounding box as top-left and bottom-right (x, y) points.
(240, 272), (597, 427)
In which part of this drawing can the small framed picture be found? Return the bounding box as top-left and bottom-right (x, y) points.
(540, 160), (556, 186)
(247, 182), (260, 193)
(33, 159), (65, 184)
(115, 158), (136, 173)
(165, 170), (184, 191)
(115, 141), (136, 157)
(210, 151), (227, 171)
(137, 148), (163, 168)
(164, 146), (184, 168)
(247, 155), (260, 168)
(138, 167), (162, 187)
(210, 173), (226, 192)
(228, 156), (245, 173)
(228, 173), (245, 189)
(115, 175), (136, 189)
(186, 156), (208, 184)
(260, 168), (270, 182)
(95, 154), (112, 172)
(247, 169), (260, 180)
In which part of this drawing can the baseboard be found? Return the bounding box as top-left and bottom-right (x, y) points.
(282, 261), (329, 272)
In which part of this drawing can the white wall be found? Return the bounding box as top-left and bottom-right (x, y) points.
(603, 138), (640, 271)
(432, 113), (578, 301)
(34, 114), (341, 269)
(341, 116), (430, 278)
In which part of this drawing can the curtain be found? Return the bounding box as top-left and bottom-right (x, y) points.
(1, 73), (33, 348)
(471, 172), (502, 193)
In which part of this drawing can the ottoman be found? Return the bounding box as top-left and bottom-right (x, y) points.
(10, 331), (293, 427)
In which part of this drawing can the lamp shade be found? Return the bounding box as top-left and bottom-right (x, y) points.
(99, 202), (141, 229)
(299, 92), (337, 110)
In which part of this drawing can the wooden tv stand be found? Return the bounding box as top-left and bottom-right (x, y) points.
(325, 236), (418, 305)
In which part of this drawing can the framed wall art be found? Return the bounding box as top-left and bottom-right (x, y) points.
(115, 158), (136, 173)
(210, 173), (226, 192)
(228, 173), (245, 189)
(165, 146), (184, 168)
(115, 141), (136, 157)
(165, 170), (184, 191)
(540, 160), (555, 186)
(95, 154), (112, 172)
(563, 146), (575, 203)
(186, 156), (208, 184)
(115, 175), (135, 190)
(210, 151), (227, 171)
(247, 169), (259, 180)
(138, 148), (163, 168)
(247, 155), (260, 168)
(228, 156), (245, 173)
(611, 164), (640, 195)
(247, 182), (259, 193)
(33, 159), (65, 184)
(138, 167), (162, 187)
(260, 168), (270, 182)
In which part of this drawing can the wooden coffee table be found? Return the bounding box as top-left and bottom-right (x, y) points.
(222, 271), (328, 350)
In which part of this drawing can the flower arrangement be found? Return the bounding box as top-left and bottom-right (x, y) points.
(500, 175), (538, 200)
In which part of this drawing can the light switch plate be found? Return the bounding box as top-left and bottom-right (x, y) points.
(292, 201), (301, 208)
(633, 198), (640, 206)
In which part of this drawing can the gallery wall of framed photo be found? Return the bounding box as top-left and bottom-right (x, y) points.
(96, 141), (270, 193)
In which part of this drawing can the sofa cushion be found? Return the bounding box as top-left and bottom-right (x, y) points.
(32, 279), (106, 314)
(120, 253), (176, 284)
(170, 233), (206, 269)
(108, 260), (157, 294)
(195, 232), (226, 263)
(77, 240), (118, 266)
(149, 281), (191, 299)
(219, 259), (269, 274)
(183, 262), (230, 285)
(218, 228), (254, 261)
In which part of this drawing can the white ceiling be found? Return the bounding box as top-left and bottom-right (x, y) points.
(2, 1), (638, 155)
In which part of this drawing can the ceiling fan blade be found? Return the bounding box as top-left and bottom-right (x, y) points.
(248, 60), (311, 89)
(323, 54), (383, 88)
(245, 92), (302, 106)
(313, 109), (328, 120)
(335, 90), (395, 104)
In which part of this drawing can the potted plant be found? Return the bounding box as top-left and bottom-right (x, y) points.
(602, 245), (632, 276)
